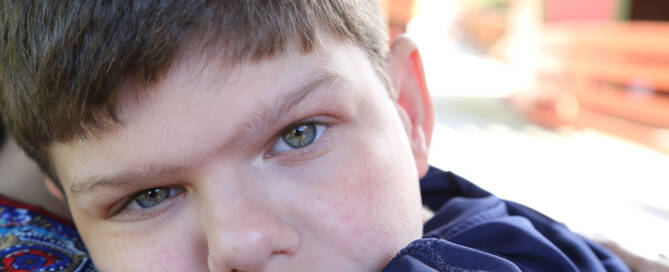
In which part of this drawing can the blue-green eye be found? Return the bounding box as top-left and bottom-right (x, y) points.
(283, 124), (316, 148)
(127, 187), (183, 209)
(272, 122), (325, 153)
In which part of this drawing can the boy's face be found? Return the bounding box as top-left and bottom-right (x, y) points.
(49, 38), (429, 271)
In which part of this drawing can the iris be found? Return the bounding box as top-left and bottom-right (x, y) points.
(135, 188), (170, 208)
(282, 123), (317, 148)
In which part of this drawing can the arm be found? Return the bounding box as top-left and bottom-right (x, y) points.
(596, 238), (669, 272)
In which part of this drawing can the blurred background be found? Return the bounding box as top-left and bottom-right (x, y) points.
(381, 0), (669, 260)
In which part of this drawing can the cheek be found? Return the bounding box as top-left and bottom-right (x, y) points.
(332, 173), (399, 244)
(76, 218), (207, 271)
(297, 138), (423, 266)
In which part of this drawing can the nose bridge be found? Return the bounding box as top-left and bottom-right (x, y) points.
(200, 175), (299, 271)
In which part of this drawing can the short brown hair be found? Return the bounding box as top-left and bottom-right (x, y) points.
(0, 0), (389, 183)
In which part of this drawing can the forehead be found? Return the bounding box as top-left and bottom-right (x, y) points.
(112, 36), (365, 122)
(49, 40), (386, 186)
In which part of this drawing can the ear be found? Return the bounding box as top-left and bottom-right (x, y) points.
(44, 177), (66, 202)
(387, 35), (434, 179)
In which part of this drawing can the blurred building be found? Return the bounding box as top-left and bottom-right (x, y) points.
(511, 0), (669, 153)
(385, 0), (669, 259)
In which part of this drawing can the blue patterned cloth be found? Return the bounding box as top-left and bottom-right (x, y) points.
(0, 196), (96, 272)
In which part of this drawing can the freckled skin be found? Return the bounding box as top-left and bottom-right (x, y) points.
(50, 39), (426, 271)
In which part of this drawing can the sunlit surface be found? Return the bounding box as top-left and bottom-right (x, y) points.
(409, 0), (669, 260)
(428, 97), (669, 259)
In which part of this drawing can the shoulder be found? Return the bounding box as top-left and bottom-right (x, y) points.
(387, 167), (630, 272)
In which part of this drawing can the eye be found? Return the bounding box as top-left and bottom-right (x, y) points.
(126, 187), (184, 210)
(271, 122), (326, 153)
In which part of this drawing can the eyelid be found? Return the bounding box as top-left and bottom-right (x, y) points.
(126, 187), (184, 210)
(277, 118), (327, 135)
(264, 116), (334, 161)
(272, 123), (325, 153)
(107, 186), (185, 221)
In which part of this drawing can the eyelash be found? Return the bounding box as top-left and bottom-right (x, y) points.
(108, 187), (184, 220)
(264, 118), (331, 160)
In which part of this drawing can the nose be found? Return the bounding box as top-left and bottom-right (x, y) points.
(205, 200), (300, 272)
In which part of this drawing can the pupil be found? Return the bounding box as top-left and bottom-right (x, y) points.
(293, 125), (307, 136)
(147, 189), (158, 198)
(136, 188), (168, 208)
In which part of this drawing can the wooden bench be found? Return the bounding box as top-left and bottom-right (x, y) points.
(515, 22), (669, 152)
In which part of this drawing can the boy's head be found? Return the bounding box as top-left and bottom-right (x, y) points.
(1, 1), (434, 271)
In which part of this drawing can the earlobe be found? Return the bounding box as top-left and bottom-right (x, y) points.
(44, 177), (66, 202)
(387, 35), (435, 179)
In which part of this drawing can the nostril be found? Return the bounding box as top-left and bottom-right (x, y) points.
(206, 212), (300, 272)
(272, 250), (289, 255)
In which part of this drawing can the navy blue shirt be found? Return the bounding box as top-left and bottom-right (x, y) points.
(383, 167), (630, 272)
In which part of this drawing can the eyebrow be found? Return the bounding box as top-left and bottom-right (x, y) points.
(231, 71), (341, 148)
(70, 165), (187, 195)
(69, 71), (343, 196)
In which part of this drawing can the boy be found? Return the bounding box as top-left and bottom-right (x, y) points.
(0, 1), (629, 271)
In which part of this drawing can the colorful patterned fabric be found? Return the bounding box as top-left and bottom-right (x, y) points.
(0, 196), (96, 272)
